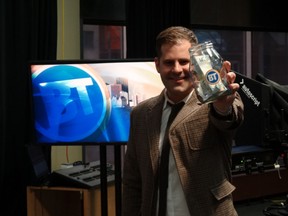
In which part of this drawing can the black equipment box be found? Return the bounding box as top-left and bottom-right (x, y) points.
(232, 145), (277, 175)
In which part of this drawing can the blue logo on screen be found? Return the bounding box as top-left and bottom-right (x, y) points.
(32, 65), (110, 142)
(206, 70), (220, 84)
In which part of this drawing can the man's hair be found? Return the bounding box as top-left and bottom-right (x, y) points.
(155, 26), (198, 58)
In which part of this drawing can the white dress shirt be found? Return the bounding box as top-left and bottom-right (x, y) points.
(157, 90), (193, 216)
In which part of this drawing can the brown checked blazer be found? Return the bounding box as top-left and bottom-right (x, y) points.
(122, 90), (244, 216)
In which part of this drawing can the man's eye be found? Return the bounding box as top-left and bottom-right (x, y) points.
(179, 60), (190, 65)
(164, 61), (174, 66)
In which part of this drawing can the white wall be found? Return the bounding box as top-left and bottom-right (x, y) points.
(51, 0), (82, 171)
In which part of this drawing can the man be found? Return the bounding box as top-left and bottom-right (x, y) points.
(122, 26), (244, 216)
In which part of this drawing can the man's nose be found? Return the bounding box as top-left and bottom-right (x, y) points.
(172, 62), (182, 72)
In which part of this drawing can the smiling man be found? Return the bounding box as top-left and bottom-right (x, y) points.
(122, 26), (244, 216)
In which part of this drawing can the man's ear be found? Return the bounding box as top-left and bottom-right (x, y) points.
(154, 57), (160, 73)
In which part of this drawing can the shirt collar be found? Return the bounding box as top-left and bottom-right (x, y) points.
(163, 89), (194, 109)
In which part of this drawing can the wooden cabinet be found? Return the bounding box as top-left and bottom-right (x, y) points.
(27, 185), (115, 216)
(232, 168), (288, 202)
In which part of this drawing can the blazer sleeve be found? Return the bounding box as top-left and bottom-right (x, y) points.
(209, 92), (244, 132)
(122, 107), (143, 216)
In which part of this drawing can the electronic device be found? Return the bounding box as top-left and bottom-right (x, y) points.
(27, 145), (51, 186)
(234, 72), (272, 147)
(232, 145), (276, 175)
(52, 160), (114, 188)
(255, 73), (288, 146)
(28, 59), (164, 146)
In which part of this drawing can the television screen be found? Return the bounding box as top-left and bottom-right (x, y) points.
(29, 59), (164, 145)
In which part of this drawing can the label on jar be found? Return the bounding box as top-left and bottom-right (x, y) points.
(192, 54), (229, 103)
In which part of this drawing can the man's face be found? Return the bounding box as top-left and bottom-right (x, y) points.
(155, 40), (194, 103)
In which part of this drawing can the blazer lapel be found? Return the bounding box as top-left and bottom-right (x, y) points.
(145, 92), (202, 173)
(172, 92), (202, 127)
(146, 95), (165, 173)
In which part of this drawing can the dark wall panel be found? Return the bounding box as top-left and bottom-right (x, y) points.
(80, 0), (126, 23)
(190, 0), (288, 31)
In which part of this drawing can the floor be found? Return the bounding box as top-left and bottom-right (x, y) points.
(235, 194), (288, 216)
